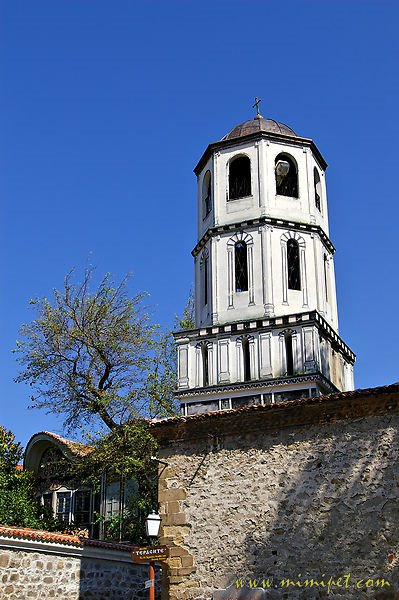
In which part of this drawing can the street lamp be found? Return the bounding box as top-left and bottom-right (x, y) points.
(145, 511), (161, 600)
(146, 511), (161, 538)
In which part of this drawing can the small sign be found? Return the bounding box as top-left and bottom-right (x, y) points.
(145, 580), (154, 589)
(131, 545), (169, 563)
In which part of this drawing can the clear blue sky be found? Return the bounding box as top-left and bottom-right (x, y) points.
(1, 1), (398, 447)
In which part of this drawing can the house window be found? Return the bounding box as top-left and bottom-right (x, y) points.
(201, 344), (209, 387)
(202, 170), (212, 217)
(275, 154), (298, 198)
(287, 239), (301, 290)
(56, 492), (71, 522)
(242, 337), (251, 381)
(235, 242), (248, 292)
(285, 334), (294, 376)
(229, 156), (251, 200)
(314, 168), (321, 211)
(74, 490), (91, 525)
(42, 492), (52, 512)
(106, 482), (121, 519)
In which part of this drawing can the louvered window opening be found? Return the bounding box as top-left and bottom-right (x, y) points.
(201, 344), (209, 387)
(242, 338), (251, 381)
(287, 239), (301, 290)
(229, 157), (251, 200)
(235, 242), (248, 292)
(276, 155), (298, 198)
(203, 257), (209, 306)
(285, 335), (294, 376)
(314, 168), (321, 211)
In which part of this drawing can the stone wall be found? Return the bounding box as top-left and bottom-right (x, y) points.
(0, 529), (161, 599)
(152, 385), (399, 600)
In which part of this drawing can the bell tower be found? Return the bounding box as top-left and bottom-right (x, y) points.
(175, 106), (355, 416)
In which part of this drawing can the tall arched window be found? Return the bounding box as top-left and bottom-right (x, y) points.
(242, 337), (251, 381)
(229, 156), (251, 200)
(202, 170), (212, 217)
(275, 154), (298, 198)
(323, 254), (329, 302)
(287, 239), (301, 290)
(285, 333), (294, 376)
(201, 344), (209, 387)
(235, 241), (248, 292)
(314, 168), (321, 211)
(200, 250), (209, 307)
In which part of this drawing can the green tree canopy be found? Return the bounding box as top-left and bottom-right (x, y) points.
(0, 426), (42, 528)
(15, 269), (178, 433)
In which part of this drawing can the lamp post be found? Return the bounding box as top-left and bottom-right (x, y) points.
(145, 511), (161, 600)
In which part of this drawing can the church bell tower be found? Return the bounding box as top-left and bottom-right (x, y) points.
(175, 105), (355, 416)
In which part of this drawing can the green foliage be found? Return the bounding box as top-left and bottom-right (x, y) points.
(0, 426), (42, 528)
(175, 291), (195, 331)
(14, 269), (186, 542)
(79, 421), (158, 543)
(15, 268), (178, 432)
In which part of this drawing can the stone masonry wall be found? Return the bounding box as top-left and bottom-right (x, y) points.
(156, 405), (399, 600)
(0, 541), (160, 599)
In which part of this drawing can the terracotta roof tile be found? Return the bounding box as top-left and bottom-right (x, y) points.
(37, 432), (93, 457)
(149, 382), (399, 429)
(0, 525), (136, 552)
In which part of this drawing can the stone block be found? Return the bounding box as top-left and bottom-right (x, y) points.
(181, 556), (194, 568)
(161, 488), (187, 502)
(169, 575), (185, 585)
(0, 553), (11, 568)
(167, 500), (181, 514)
(168, 557), (183, 569)
(169, 546), (189, 558)
(162, 513), (187, 526)
(163, 526), (191, 542)
(176, 567), (195, 576)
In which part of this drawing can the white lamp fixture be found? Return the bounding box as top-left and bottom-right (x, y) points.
(146, 511), (161, 538)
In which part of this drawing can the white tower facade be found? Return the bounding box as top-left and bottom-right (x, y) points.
(175, 115), (355, 416)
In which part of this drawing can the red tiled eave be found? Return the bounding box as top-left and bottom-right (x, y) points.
(0, 525), (136, 552)
(149, 382), (399, 429)
(149, 383), (399, 445)
(28, 431), (94, 457)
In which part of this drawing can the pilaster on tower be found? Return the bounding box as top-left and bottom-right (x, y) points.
(176, 110), (355, 416)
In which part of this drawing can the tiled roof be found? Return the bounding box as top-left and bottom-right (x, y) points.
(149, 382), (399, 429)
(36, 432), (93, 457)
(0, 525), (136, 552)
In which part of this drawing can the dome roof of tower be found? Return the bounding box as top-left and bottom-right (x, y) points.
(222, 116), (297, 141)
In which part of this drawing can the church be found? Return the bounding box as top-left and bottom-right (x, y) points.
(151, 107), (399, 600)
(175, 103), (355, 417)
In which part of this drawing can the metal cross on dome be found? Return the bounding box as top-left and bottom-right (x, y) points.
(252, 97), (262, 117)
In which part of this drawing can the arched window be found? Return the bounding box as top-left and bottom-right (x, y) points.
(200, 250), (209, 307)
(287, 239), (301, 290)
(201, 344), (209, 387)
(323, 254), (329, 302)
(275, 154), (298, 198)
(203, 255), (209, 306)
(314, 168), (321, 211)
(202, 170), (212, 217)
(229, 156), (251, 200)
(285, 333), (294, 376)
(235, 241), (248, 292)
(242, 337), (251, 381)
